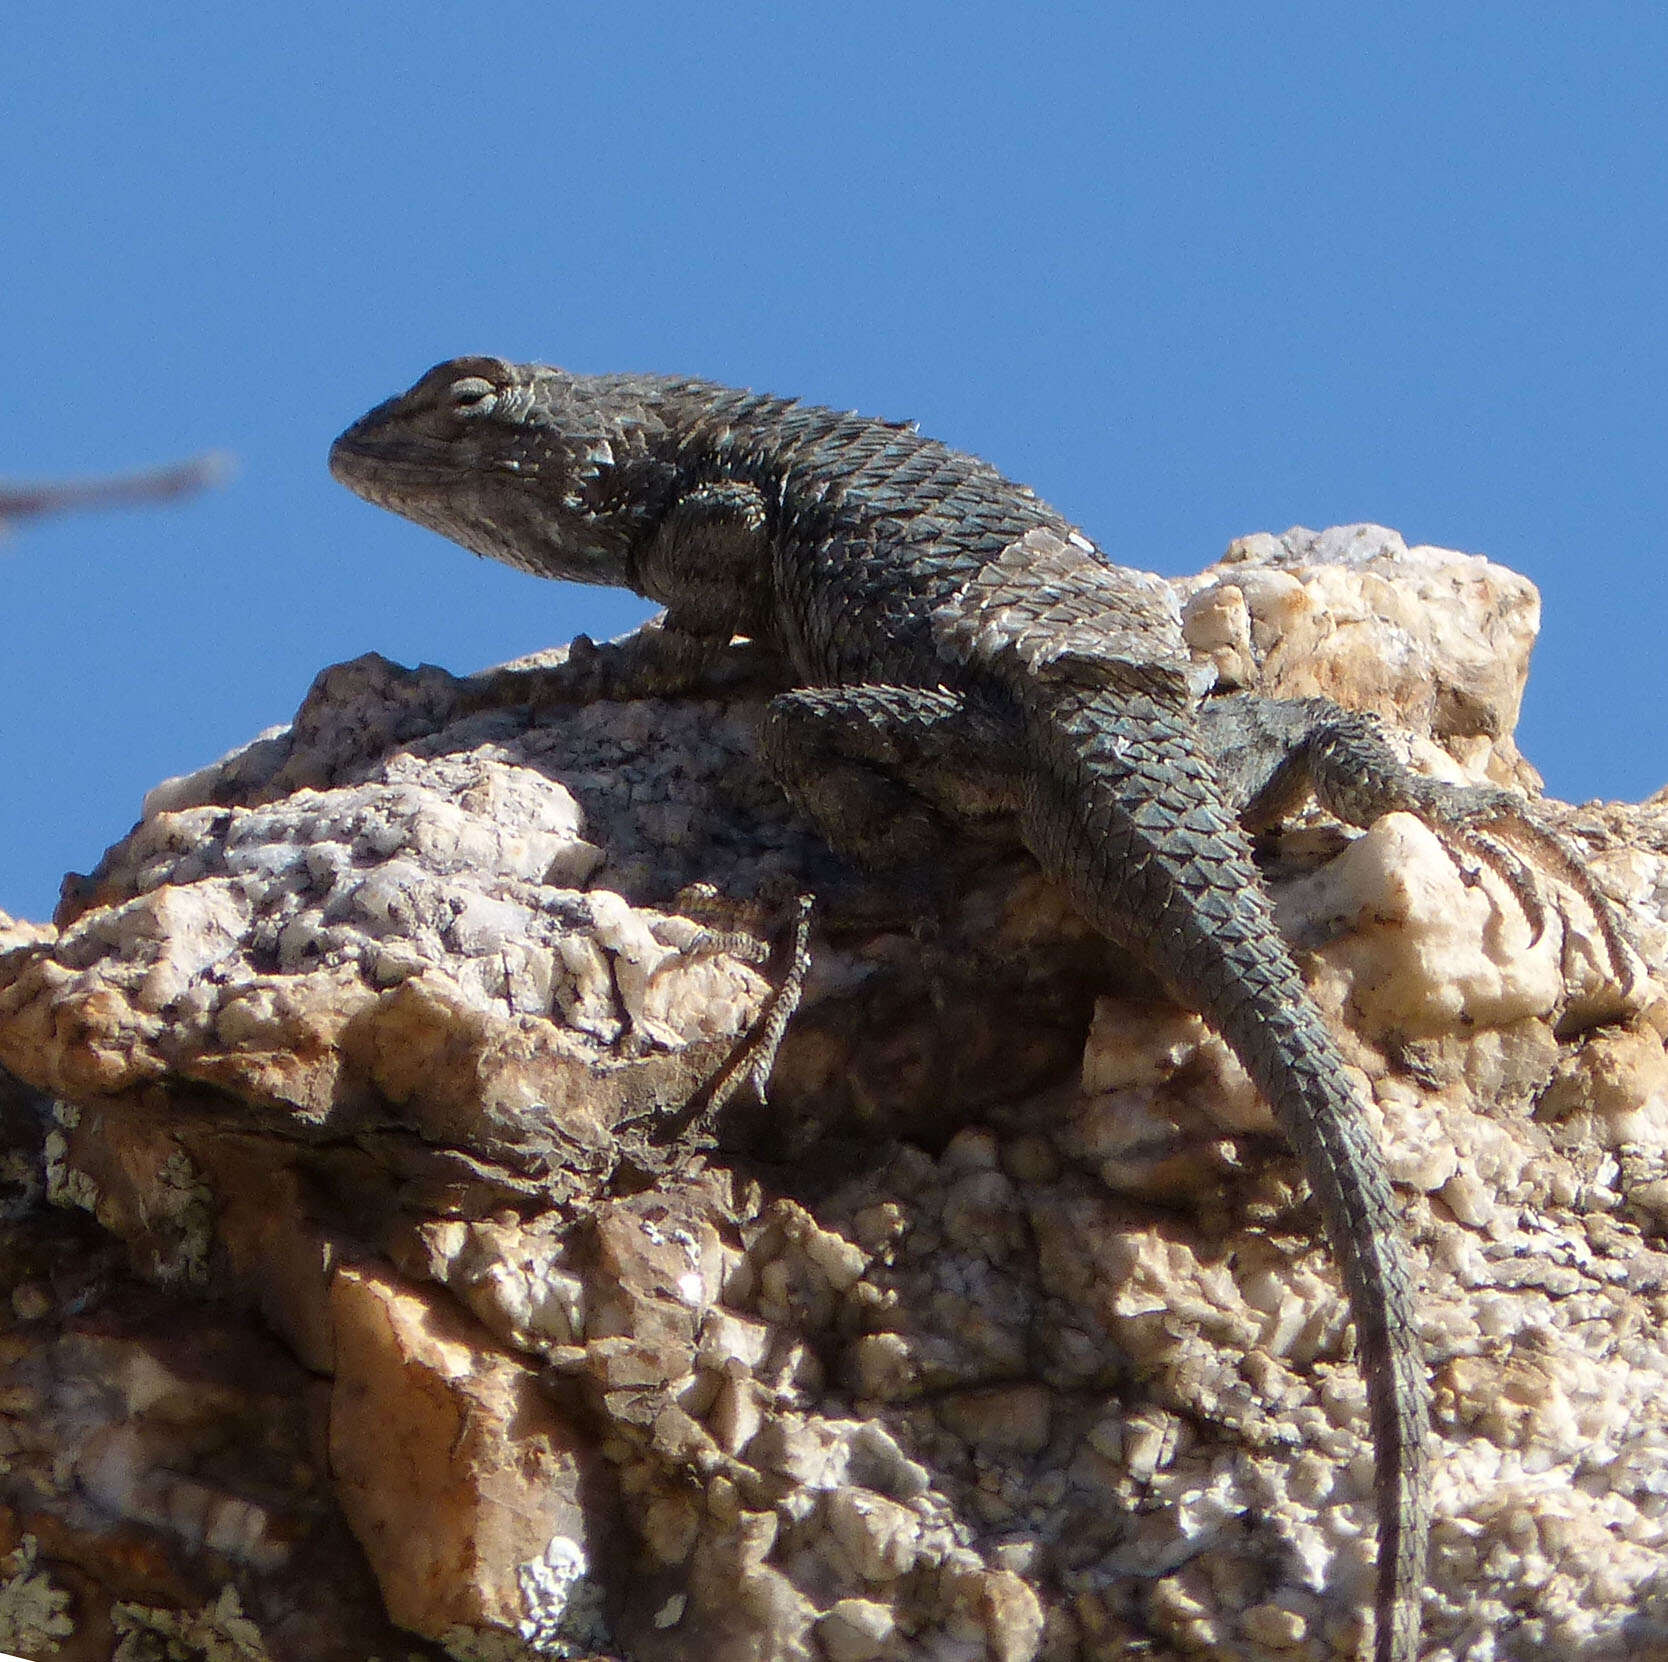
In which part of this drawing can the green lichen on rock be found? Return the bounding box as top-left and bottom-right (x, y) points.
(111, 1586), (273, 1661)
(0, 1534), (74, 1655)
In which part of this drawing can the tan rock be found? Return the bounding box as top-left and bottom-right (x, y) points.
(328, 1262), (614, 1652)
(1179, 524), (1541, 772)
(0, 537), (1663, 1660)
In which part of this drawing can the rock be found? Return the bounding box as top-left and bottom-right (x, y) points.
(328, 1262), (614, 1651)
(1178, 524), (1541, 778)
(0, 532), (1664, 1660)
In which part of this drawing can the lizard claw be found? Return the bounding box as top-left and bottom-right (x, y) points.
(1417, 783), (1637, 991)
(1448, 822), (1550, 944)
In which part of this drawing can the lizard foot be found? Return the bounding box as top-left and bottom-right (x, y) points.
(637, 892), (816, 1148)
(1381, 777), (1639, 994)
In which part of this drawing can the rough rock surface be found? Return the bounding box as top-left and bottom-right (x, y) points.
(2, 524), (1667, 1662)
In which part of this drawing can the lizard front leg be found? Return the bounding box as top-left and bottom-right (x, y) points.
(454, 618), (783, 712)
(459, 478), (784, 712)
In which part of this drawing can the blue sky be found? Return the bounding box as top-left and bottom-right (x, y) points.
(5, 8), (1665, 921)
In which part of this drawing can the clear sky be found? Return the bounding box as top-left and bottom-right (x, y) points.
(5, 7), (1665, 922)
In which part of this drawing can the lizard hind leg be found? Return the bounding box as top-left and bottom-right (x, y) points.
(756, 683), (1027, 869)
(1204, 694), (1639, 991)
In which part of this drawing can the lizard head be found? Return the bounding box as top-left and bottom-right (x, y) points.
(329, 356), (668, 586)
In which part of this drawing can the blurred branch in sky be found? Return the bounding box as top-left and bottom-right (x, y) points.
(0, 452), (233, 539)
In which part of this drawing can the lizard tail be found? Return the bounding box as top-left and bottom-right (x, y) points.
(1022, 695), (1430, 1662)
(1203, 958), (1431, 1662)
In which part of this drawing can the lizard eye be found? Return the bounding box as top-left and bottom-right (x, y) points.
(447, 376), (498, 415)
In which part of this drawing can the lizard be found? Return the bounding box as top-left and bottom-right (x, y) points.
(331, 356), (1564, 1662)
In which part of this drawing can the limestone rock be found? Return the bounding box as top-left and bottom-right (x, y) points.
(1178, 523), (1543, 786)
(0, 532), (1665, 1661)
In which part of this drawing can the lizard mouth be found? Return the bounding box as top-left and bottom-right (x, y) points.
(327, 431), (457, 508)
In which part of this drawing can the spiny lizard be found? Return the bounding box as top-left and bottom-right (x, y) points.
(333, 357), (1556, 1662)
